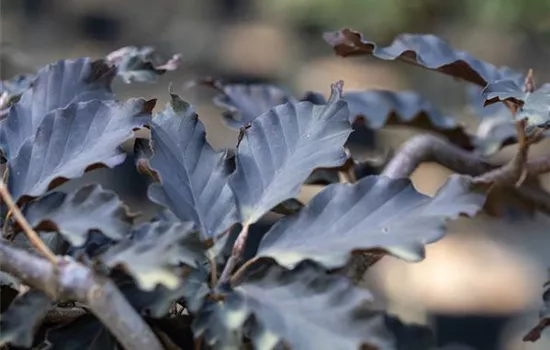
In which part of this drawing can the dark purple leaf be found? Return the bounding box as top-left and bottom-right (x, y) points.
(202, 263), (394, 350)
(7, 98), (154, 202)
(256, 174), (486, 269)
(467, 85), (517, 156)
(100, 221), (206, 291)
(106, 46), (181, 84)
(345, 90), (473, 149)
(0, 58), (115, 161)
(229, 81), (352, 224)
(199, 80), (294, 129)
(147, 92), (238, 239)
(23, 184), (136, 247)
(323, 28), (523, 86)
(482, 80), (550, 131)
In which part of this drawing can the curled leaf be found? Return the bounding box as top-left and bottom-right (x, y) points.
(148, 92), (238, 239)
(482, 80), (550, 132)
(199, 79), (294, 129)
(256, 174), (486, 269)
(23, 184), (136, 247)
(100, 221), (206, 291)
(230, 81), (352, 224)
(106, 46), (181, 83)
(323, 28), (522, 86)
(7, 98), (154, 202)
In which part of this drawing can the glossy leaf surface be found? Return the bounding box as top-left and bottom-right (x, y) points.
(230, 81), (352, 224)
(256, 175), (486, 269)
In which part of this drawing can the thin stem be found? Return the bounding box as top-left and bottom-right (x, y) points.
(2, 209), (12, 238)
(0, 181), (57, 263)
(207, 250), (218, 286)
(218, 223), (250, 284)
(230, 257), (259, 285)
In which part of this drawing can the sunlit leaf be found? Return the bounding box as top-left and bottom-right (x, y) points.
(482, 80), (550, 132)
(230, 81), (352, 224)
(100, 221), (206, 291)
(211, 263), (393, 350)
(200, 79), (294, 129)
(23, 184), (136, 247)
(0, 290), (51, 348)
(524, 280), (550, 342)
(0, 58), (115, 161)
(106, 46), (181, 84)
(193, 296), (249, 350)
(45, 315), (117, 350)
(256, 174), (486, 269)
(7, 98), (154, 202)
(323, 28), (523, 86)
(148, 92), (238, 239)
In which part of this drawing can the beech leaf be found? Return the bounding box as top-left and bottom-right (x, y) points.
(200, 80), (294, 129)
(106, 46), (181, 83)
(229, 81), (352, 224)
(100, 221), (206, 291)
(323, 28), (522, 86)
(467, 86), (517, 156)
(23, 184), (136, 247)
(256, 174), (486, 269)
(192, 295), (249, 350)
(344, 90), (473, 149)
(148, 92), (238, 239)
(482, 80), (550, 132)
(7, 98), (154, 202)
(0, 290), (51, 348)
(197, 263), (393, 350)
(0, 58), (115, 161)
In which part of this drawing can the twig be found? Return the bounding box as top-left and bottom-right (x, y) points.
(382, 133), (495, 179)
(382, 133), (550, 184)
(0, 181), (57, 263)
(0, 240), (163, 350)
(230, 257), (259, 285)
(218, 223), (250, 284)
(207, 250), (218, 286)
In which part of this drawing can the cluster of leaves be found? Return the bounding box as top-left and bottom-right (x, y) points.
(1, 26), (550, 350)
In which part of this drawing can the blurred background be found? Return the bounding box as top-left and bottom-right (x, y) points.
(3, 1), (550, 349)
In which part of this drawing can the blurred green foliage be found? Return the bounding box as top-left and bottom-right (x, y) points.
(261, 0), (550, 38)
